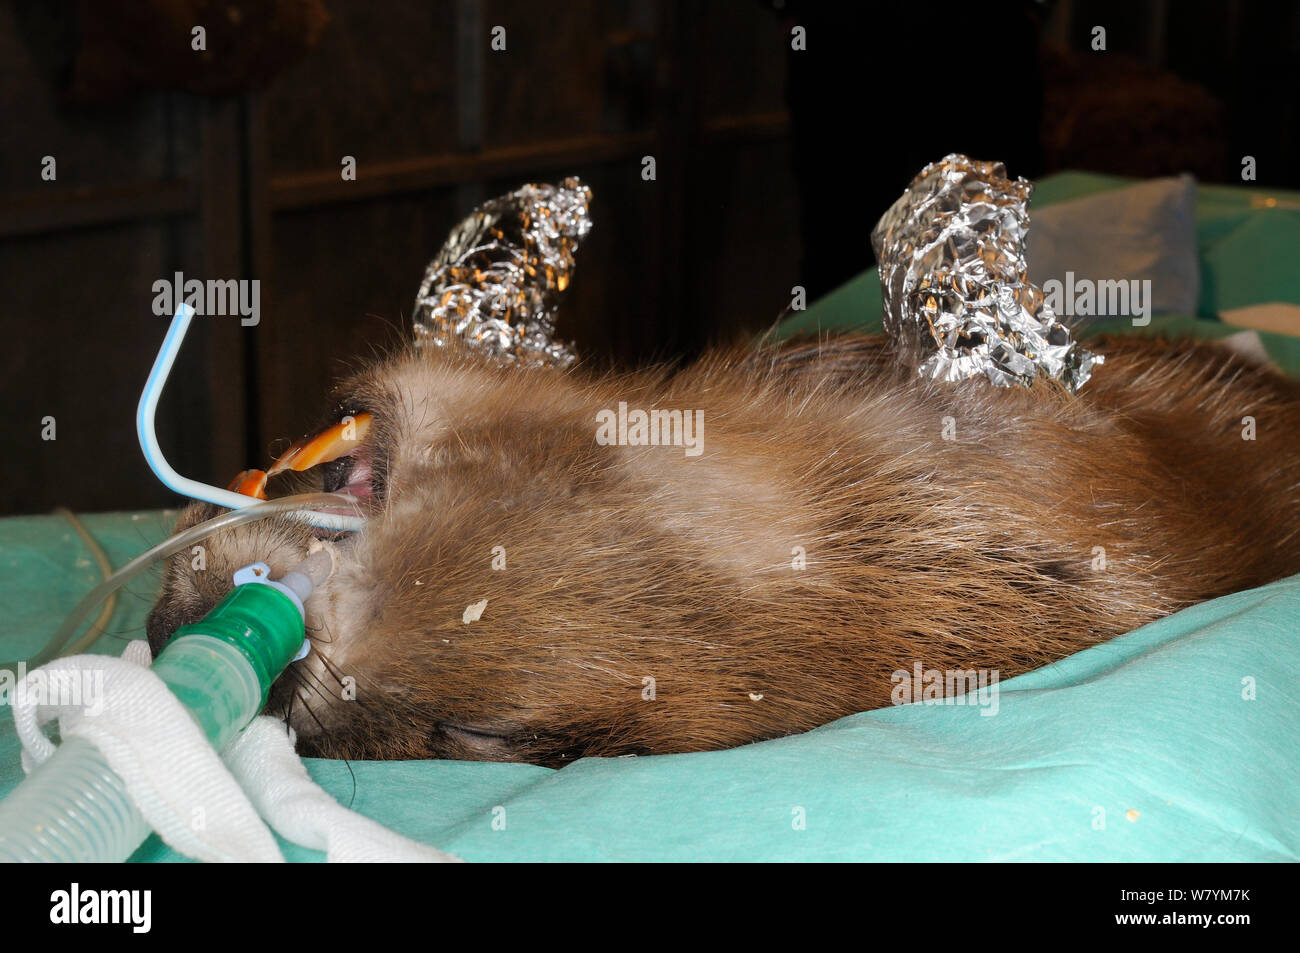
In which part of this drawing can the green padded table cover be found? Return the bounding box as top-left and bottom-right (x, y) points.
(2, 172), (1298, 861)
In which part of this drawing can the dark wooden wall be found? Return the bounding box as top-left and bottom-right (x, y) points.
(1, 0), (798, 515)
(5, 0), (1290, 516)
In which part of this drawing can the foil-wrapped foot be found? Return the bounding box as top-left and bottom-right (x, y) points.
(871, 154), (1102, 391)
(413, 177), (592, 368)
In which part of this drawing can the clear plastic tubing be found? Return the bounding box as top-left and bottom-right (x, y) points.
(0, 497), (353, 862)
(6, 492), (360, 674)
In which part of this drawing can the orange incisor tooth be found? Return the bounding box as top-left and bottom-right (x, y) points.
(228, 469), (268, 500)
(267, 412), (372, 477)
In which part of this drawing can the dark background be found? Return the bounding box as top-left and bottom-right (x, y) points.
(3, 0), (1297, 515)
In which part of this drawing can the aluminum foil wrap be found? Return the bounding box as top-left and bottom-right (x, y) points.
(871, 154), (1101, 391)
(413, 177), (592, 367)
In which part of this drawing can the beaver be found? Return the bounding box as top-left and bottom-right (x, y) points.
(146, 331), (1300, 766)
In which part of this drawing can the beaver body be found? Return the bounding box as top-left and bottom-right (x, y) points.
(148, 333), (1300, 765)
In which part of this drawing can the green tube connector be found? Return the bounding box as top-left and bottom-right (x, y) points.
(0, 555), (326, 862)
(166, 578), (305, 708)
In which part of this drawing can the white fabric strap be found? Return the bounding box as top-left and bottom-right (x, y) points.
(13, 644), (282, 862)
(224, 717), (460, 863)
(13, 641), (459, 863)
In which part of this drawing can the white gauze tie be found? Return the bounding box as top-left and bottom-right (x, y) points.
(12, 641), (459, 863)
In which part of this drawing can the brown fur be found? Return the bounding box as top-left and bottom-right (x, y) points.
(147, 333), (1300, 765)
